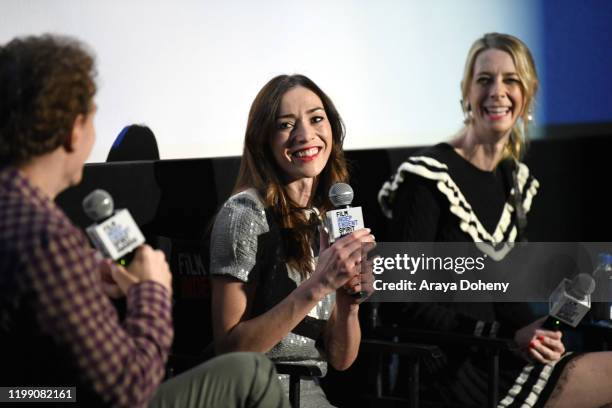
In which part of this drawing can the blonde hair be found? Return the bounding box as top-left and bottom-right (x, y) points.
(460, 33), (538, 161)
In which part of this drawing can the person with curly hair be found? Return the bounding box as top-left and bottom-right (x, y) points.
(0, 34), (289, 408)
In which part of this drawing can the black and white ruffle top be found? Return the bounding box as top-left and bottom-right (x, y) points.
(378, 143), (539, 257)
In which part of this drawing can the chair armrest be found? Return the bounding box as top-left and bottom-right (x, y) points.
(372, 327), (518, 352)
(360, 339), (442, 359)
(274, 362), (323, 377)
(274, 363), (322, 408)
(358, 338), (442, 406)
(368, 327), (515, 408)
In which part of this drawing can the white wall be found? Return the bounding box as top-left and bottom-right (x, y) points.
(0, 0), (540, 162)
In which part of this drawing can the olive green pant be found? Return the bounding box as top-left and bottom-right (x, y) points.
(150, 352), (290, 408)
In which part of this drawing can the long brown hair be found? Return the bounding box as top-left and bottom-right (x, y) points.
(459, 32), (539, 161)
(235, 74), (349, 276)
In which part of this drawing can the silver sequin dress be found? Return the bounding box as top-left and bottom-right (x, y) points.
(210, 189), (336, 408)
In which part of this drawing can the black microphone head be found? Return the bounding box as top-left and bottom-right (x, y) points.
(329, 183), (354, 207)
(83, 189), (114, 221)
(568, 273), (596, 299)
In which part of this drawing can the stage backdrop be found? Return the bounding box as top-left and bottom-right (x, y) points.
(2, 1), (610, 162)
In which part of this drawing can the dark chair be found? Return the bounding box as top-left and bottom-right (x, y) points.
(367, 326), (518, 408)
(358, 339), (442, 408)
(106, 124), (160, 162)
(275, 363), (323, 408)
(159, 235), (323, 408)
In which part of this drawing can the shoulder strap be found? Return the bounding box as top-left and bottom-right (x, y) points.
(511, 164), (528, 242)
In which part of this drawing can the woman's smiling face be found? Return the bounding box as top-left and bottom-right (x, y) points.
(467, 48), (524, 141)
(270, 85), (332, 183)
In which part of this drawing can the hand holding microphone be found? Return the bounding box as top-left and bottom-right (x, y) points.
(83, 189), (145, 263)
(313, 227), (374, 299)
(514, 316), (565, 364)
(84, 189), (171, 295)
(321, 183), (375, 301)
(514, 273), (595, 364)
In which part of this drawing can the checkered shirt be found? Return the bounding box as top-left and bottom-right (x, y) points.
(0, 166), (173, 407)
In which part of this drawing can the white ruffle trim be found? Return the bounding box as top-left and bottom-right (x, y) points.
(378, 155), (448, 219)
(378, 157), (539, 248)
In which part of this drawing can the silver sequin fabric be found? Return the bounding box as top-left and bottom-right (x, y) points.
(210, 189), (269, 282)
(210, 189), (335, 377)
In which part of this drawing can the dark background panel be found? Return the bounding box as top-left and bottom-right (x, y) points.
(56, 134), (612, 406)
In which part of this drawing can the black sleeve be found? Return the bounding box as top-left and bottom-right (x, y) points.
(384, 172), (497, 336)
(391, 172), (440, 242)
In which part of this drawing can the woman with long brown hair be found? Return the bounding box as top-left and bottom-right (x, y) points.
(210, 74), (375, 407)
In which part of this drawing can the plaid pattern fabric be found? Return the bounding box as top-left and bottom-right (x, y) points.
(0, 166), (173, 407)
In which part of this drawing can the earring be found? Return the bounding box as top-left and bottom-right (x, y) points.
(520, 110), (533, 140)
(461, 100), (472, 124)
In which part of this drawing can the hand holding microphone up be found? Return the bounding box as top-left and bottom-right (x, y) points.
(323, 182), (375, 300)
(514, 316), (565, 364)
(98, 259), (132, 298)
(337, 237), (377, 304)
(514, 273), (595, 364)
(83, 189), (171, 295)
(309, 228), (375, 301)
(124, 245), (172, 294)
(98, 245), (172, 297)
(82, 189), (145, 263)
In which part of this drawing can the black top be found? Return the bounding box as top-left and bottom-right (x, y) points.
(394, 143), (510, 241)
(378, 143), (545, 406)
(381, 143), (538, 245)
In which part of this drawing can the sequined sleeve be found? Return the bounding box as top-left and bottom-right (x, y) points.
(210, 190), (269, 282)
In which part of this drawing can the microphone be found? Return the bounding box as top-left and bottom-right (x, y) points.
(324, 183), (367, 299)
(83, 189), (145, 264)
(543, 273), (596, 330)
(324, 183), (365, 243)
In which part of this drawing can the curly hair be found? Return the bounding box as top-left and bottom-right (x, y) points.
(234, 74), (349, 277)
(0, 34), (97, 165)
